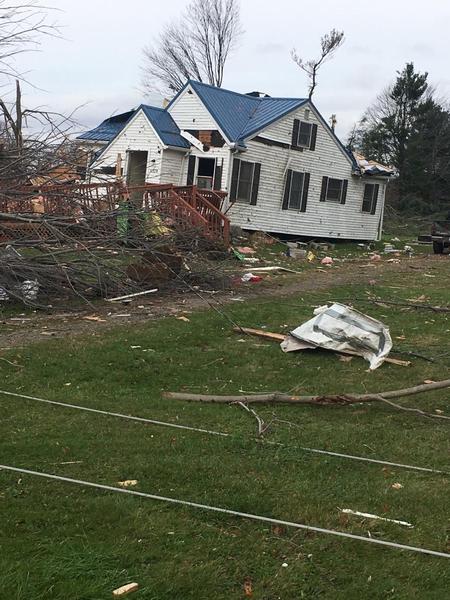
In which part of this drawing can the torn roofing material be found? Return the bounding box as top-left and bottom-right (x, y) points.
(172, 79), (307, 143)
(79, 106), (190, 149)
(77, 110), (135, 142)
(354, 153), (397, 177)
(282, 303), (393, 370)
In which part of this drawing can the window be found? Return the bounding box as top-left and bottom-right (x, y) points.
(304, 108), (310, 120)
(287, 171), (305, 210)
(236, 160), (255, 202)
(320, 176), (348, 204)
(282, 170), (310, 212)
(362, 183), (379, 214)
(325, 178), (343, 201)
(297, 121), (313, 147)
(291, 119), (318, 150)
(230, 159), (261, 205)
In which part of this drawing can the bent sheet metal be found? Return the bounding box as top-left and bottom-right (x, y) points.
(281, 303), (393, 370)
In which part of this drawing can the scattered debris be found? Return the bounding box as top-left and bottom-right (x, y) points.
(307, 251), (315, 262)
(21, 280), (39, 301)
(391, 482), (404, 490)
(176, 316), (190, 322)
(309, 241), (335, 251)
(117, 480), (138, 488)
(233, 326), (410, 367)
(236, 246), (256, 255)
(106, 289), (158, 303)
(287, 247), (307, 259)
(340, 509), (413, 528)
(83, 315), (107, 323)
(243, 577), (253, 597)
(112, 582), (139, 597)
(283, 303), (393, 370)
(241, 273), (263, 283)
(249, 266), (301, 274)
(321, 256), (334, 266)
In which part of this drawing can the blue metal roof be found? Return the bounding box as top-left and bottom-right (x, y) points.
(175, 80), (308, 142)
(77, 110), (135, 142)
(140, 105), (190, 148)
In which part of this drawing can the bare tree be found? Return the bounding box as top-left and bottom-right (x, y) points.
(0, 1), (57, 79)
(291, 29), (345, 100)
(141, 0), (243, 94)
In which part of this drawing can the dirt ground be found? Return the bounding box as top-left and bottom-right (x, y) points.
(0, 254), (443, 350)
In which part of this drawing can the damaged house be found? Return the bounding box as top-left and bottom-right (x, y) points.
(79, 80), (395, 241)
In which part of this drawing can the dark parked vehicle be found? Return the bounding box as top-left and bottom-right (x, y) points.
(431, 221), (450, 254)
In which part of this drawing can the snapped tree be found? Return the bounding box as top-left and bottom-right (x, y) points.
(349, 63), (450, 212)
(141, 0), (243, 94)
(291, 29), (345, 100)
(0, 3), (84, 189)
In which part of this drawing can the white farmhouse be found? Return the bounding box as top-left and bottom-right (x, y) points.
(81, 80), (395, 241)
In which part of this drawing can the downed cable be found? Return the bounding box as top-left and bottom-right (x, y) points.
(0, 464), (449, 559)
(0, 389), (446, 475)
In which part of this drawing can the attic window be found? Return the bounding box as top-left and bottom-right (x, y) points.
(304, 108), (310, 120)
(297, 121), (313, 148)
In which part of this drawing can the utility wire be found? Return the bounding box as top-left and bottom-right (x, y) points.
(0, 389), (446, 475)
(0, 464), (449, 559)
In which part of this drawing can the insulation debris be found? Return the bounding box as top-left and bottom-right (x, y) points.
(340, 509), (413, 528)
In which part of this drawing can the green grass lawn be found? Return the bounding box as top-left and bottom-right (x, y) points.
(0, 258), (449, 599)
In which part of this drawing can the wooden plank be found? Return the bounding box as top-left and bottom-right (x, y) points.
(112, 582), (139, 597)
(233, 326), (285, 342)
(232, 327), (411, 367)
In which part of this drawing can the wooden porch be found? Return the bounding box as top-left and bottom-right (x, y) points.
(0, 183), (231, 246)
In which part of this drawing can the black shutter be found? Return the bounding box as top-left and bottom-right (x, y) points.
(230, 158), (240, 201)
(320, 177), (328, 202)
(213, 161), (222, 190)
(309, 124), (318, 151)
(282, 169), (293, 210)
(187, 156), (196, 185)
(300, 172), (310, 212)
(371, 184), (379, 215)
(250, 163), (261, 206)
(291, 119), (300, 147)
(340, 179), (348, 205)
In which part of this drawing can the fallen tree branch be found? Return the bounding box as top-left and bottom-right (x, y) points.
(356, 298), (450, 313)
(163, 378), (450, 407)
(237, 402), (270, 436)
(375, 395), (450, 421)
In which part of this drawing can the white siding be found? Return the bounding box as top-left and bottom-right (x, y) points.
(90, 111), (164, 183)
(168, 86), (218, 130)
(160, 149), (186, 185)
(228, 105), (386, 241)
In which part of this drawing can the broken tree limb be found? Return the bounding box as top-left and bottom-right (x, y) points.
(237, 402), (270, 436)
(163, 378), (450, 406)
(376, 395), (450, 421)
(232, 326), (411, 367)
(356, 298), (450, 313)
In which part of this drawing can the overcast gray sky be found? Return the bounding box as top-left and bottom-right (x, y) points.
(17, 0), (450, 139)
